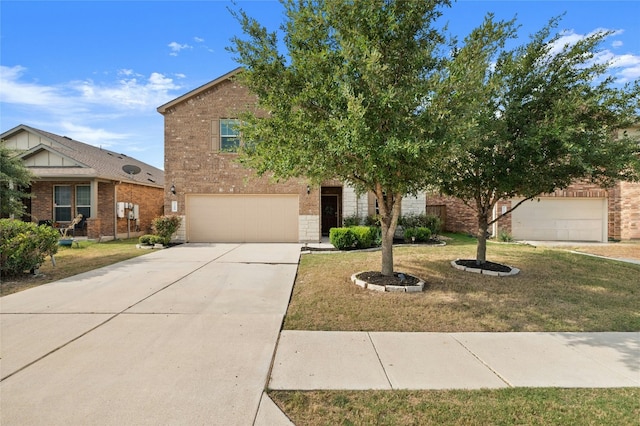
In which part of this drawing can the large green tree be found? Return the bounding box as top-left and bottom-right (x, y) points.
(0, 145), (33, 219)
(229, 0), (452, 276)
(433, 14), (640, 264)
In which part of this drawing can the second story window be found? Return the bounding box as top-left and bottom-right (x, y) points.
(220, 119), (241, 152)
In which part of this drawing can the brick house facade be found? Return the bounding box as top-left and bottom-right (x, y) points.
(159, 68), (638, 243)
(1, 125), (164, 240)
(158, 68), (427, 243)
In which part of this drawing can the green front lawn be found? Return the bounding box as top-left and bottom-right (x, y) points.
(285, 234), (640, 332)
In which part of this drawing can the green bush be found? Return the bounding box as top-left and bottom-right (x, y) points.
(151, 215), (181, 245)
(399, 213), (442, 236)
(351, 226), (374, 249)
(343, 215), (362, 227)
(329, 228), (356, 250)
(364, 214), (381, 226)
(0, 219), (59, 277)
(330, 226), (379, 250)
(139, 234), (154, 245)
(403, 227), (431, 243)
(498, 228), (513, 242)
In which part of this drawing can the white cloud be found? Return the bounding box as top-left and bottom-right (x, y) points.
(0, 65), (66, 107)
(612, 40), (623, 48)
(194, 36), (204, 43)
(168, 41), (192, 56)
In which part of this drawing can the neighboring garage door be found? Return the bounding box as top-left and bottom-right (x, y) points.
(186, 194), (299, 243)
(511, 197), (607, 242)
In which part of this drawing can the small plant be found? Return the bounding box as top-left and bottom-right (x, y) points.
(343, 214), (362, 227)
(0, 219), (59, 277)
(364, 214), (381, 226)
(403, 227), (431, 243)
(151, 215), (181, 245)
(139, 234), (154, 245)
(498, 228), (513, 242)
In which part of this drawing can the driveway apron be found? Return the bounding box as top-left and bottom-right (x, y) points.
(0, 243), (300, 426)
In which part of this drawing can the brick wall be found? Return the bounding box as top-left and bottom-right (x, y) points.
(28, 180), (162, 240)
(618, 181), (640, 239)
(115, 182), (164, 238)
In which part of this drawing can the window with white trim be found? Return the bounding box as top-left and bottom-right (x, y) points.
(220, 119), (241, 152)
(54, 185), (72, 222)
(76, 185), (91, 218)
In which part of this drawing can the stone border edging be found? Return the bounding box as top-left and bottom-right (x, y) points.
(450, 259), (520, 277)
(351, 272), (425, 293)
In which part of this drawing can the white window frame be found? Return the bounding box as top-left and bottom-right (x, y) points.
(220, 119), (241, 152)
(54, 185), (72, 222)
(76, 185), (91, 218)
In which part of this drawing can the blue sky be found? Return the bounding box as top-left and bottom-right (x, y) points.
(2, 1), (639, 170)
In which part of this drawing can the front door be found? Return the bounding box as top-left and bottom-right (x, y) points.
(321, 195), (339, 236)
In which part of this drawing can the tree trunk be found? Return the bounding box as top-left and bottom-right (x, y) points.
(380, 219), (395, 276)
(375, 185), (402, 276)
(476, 213), (489, 265)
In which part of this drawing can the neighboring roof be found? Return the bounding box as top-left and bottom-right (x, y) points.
(157, 67), (244, 114)
(0, 124), (164, 187)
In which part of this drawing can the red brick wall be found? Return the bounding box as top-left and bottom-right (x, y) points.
(115, 182), (164, 237)
(28, 180), (162, 240)
(162, 77), (319, 218)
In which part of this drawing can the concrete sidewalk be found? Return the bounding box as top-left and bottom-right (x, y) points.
(270, 331), (640, 390)
(1, 243), (300, 426)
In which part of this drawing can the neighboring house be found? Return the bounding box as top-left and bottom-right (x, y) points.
(158, 68), (426, 243)
(427, 126), (640, 242)
(1, 125), (164, 240)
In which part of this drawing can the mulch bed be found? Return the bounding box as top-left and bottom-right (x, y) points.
(356, 271), (422, 287)
(454, 259), (513, 273)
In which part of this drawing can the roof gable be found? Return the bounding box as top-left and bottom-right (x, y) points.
(1, 125), (164, 187)
(157, 67), (243, 114)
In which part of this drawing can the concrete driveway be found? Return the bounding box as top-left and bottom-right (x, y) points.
(1, 243), (300, 426)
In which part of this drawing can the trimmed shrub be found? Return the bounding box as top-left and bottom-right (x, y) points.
(0, 219), (59, 277)
(403, 227), (432, 243)
(329, 228), (356, 250)
(351, 226), (374, 249)
(151, 215), (181, 245)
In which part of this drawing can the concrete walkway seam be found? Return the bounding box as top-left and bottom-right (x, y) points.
(450, 334), (513, 388)
(0, 246), (236, 383)
(367, 332), (394, 389)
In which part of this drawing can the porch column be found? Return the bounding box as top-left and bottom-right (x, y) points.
(90, 180), (98, 219)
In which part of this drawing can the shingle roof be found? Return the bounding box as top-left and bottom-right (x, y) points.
(0, 124), (164, 187)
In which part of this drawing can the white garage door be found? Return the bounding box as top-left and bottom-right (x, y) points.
(511, 198), (607, 242)
(186, 194), (299, 243)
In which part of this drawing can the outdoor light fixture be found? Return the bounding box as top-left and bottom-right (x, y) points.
(170, 184), (176, 195)
(306, 185), (310, 194)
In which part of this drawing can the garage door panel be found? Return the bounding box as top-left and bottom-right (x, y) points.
(511, 198), (606, 242)
(186, 195), (299, 243)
